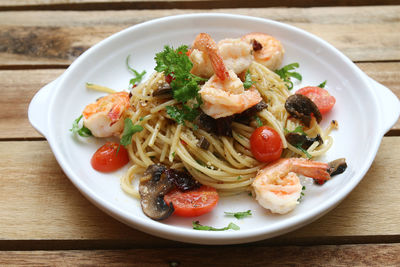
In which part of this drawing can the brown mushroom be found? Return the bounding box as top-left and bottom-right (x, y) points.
(234, 100), (268, 125)
(327, 158), (347, 177)
(139, 164), (174, 220)
(285, 94), (322, 127)
(285, 133), (323, 150)
(153, 82), (172, 97)
(197, 136), (210, 150)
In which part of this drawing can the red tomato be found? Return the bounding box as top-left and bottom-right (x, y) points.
(164, 185), (219, 217)
(250, 126), (283, 163)
(296, 86), (336, 114)
(91, 142), (129, 172)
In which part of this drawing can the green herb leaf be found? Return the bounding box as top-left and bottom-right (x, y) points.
(318, 80), (327, 88)
(70, 115), (92, 137)
(275, 63), (302, 90)
(126, 55), (146, 87)
(298, 186), (306, 202)
(224, 210), (252, 219)
(284, 125), (306, 136)
(243, 70), (256, 89)
(120, 118), (143, 146)
(154, 45), (205, 124)
(254, 116), (263, 127)
(296, 144), (312, 159)
(192, 221), (240, 231)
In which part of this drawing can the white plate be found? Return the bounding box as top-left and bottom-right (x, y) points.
(28, 13), (400, 244)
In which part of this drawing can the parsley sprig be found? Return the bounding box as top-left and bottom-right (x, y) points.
(275, 63), (302, 90)
(224, 210), (252, 219)
(154, 45), (204, 124)
(70, 115), (92, 137)
(192, 221), (240, 231)
(120, 118), (143, 146)
(126, 55), (146, 88)
(243, 70), (256, 89)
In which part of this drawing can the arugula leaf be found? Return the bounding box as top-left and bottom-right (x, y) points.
(126, 55), (146, 87)
(70, 115), (92, 137)
(243, 70), (256, 89)
(224, 210), (252, 219)
(120, 118), (144, 146)
(318, 80), (327, 88)
(192, 221), (240, 231)
(275, 63), (302, 90)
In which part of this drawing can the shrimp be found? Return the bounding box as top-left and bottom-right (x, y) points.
(82, 91), (130, 138)
(241, 32), (285, 71)
(217, 38), (253, 75)
(252, 158), (330, 214)
(190, 37), (253, 77)
(192, 33), (262, 118)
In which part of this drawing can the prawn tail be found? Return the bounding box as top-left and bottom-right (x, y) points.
(209, 53), (229, 81)
(194, 33), (229, 81)
(292, 160), (331, 180)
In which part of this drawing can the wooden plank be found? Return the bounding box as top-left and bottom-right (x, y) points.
(0, 244), (399, 266)
(0, 6), (399, 66)
(0, 138), (398, 245)
(1, 0), (399, 10)
(0, 69), (64, 139)
(1, 62), (398, 140)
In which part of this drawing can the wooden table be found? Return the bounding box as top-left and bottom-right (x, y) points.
(1, 1), (399, 266)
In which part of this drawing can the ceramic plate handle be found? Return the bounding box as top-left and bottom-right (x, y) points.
(28, 78), (60, 138)
(368, 77), (400, 135)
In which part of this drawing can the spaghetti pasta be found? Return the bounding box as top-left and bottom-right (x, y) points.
(120, 61), (336, 198)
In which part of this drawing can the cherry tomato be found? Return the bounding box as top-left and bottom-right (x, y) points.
(296, 86), (336, 114)
(164, 185), (219, 217)
(250, 126), (283, 163)
(91, 142), (129, 172)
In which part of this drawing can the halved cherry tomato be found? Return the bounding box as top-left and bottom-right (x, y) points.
(296, 86), (336, 114)
(250, 126), (283, 163)
(91, 142), (129, 172)
(164, 185), (219, 217)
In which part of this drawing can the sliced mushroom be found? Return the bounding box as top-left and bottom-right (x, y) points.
(139, 164), (174, 220)
(197, 136), (210, 150)
(285, 133), (323, 150)
(234, 100), (268, 124)
(285, 94), (322, 127)
(196, 112), (217, 133)
(153, 82), (172, 97)
(165, 168), (201, 191)
(195, 112), (234, 137)
(327, 158), (347, 177)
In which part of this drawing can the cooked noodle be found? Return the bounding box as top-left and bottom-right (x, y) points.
(121, 61), (335, 197)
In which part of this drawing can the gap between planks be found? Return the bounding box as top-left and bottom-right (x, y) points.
(1, 1), (399, 11)
(0, 244), (399, 266)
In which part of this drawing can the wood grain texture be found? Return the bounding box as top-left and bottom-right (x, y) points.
(0, 6), (399, 66)
(0, 138), (398, 245)
(0, 244), (399, 266)
(1, 0), (399, 10)
(1, 62), (398, 140)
